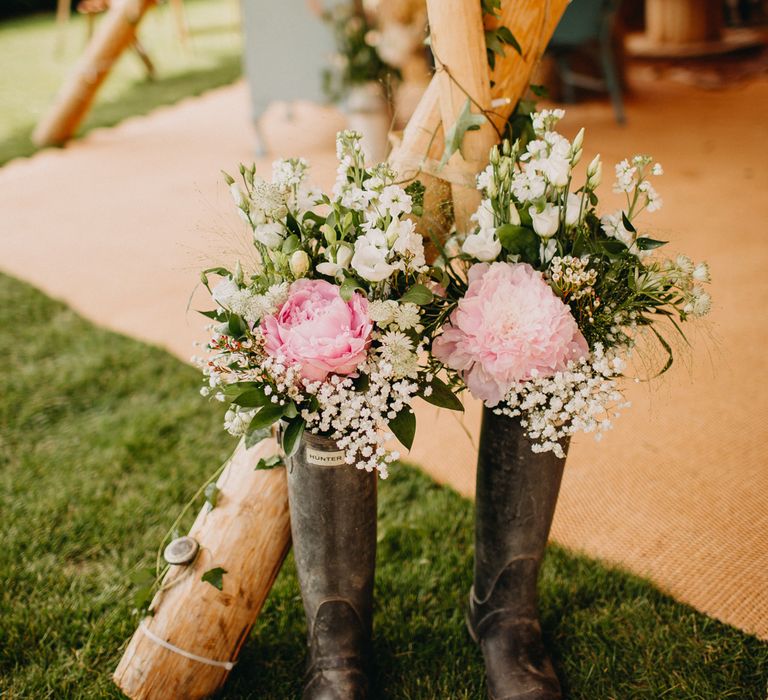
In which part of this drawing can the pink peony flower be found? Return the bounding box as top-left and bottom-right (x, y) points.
(261, 279), (372, 382)
(433, 262), (588, 407)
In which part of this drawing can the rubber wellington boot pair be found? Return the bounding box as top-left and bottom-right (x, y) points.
(287, 410), (565, 700)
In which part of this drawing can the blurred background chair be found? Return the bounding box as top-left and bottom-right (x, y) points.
(549, 0), (626, 124)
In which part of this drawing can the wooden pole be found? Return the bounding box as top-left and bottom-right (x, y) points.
(113, 438), (291, 700)
(426, 0), (495, 232)
(33, 0), (156, 147)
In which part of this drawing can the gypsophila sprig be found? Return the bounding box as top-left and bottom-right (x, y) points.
(198, 131), (461, 476)
(433, 109), (712, 455)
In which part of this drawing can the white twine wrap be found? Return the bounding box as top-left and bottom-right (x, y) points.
(140, 621), (237, 671)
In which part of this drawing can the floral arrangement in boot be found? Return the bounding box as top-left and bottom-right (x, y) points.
(196, 131), (460, 477)
(432, 109), (712, 457)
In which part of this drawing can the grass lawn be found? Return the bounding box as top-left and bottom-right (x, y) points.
(0, 0), (242, 166)
(0, 271), (766, 699)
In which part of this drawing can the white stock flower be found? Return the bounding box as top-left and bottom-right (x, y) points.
(351, 237), (396, 282)
(389, 219), (426, 269)
(254, 222), (285, 248)
(476, 165), (494, 192)
(601, 211), (634, 248)
(462, 227), (501, 261)
(379, 185), (412, 218)
(511, 170), (546, 202)
(529, 203), (560, 238)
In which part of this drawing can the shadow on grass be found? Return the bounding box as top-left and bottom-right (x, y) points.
(0, 55), (241, 167)
(0, 272), (766, 699)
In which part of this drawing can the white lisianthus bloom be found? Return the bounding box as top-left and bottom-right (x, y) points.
(462, 228), (501, 262)
(471, 199), (495, 230)
(289, 250), (310, 278)
(540, 238), (557, 264)
(316, 245), (353, 278)
(229, 183), (246, 208)
(211, 278), (240, 308)
(254, 222), (285, 249)
(529, 203), (560, 238)
(538, 155), (571, 187)
(565, 193), (584, 227)
(476, 165), (494, 192)
(351, 237), (396, 282)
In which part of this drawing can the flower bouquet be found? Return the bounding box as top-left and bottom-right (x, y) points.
(432, 109), (712, 457)
(198, 130), (460, 477)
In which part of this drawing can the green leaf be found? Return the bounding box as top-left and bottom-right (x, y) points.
(389, 407), (416, 451)
(197, 309), (220, 320)
(599, 239), (629, 258)
(320, 224), (337, 245)
(201, 566), (227, 591)
(400, 284), (434, 306)
(248, 402), (286, 432)
(497, 224), (538, 262)
(245, 425), (270, 449)
(481, 0), (501, 16)
(282, 416), (305, 458)
(204, 483), (220, 509)
(282, 401), (298, 419)
(232, 388), (268, 408)
(440, 98), (487, 168)
(227, 313), (246, 338)
(530, 84), (548, 97)
(635, 237), (668, 251)
(621, 212), (636, 233)
(353, 373), (371, 392)
(496, 26), (522, 55)
(255, 454), (283, 470)
(281, 234), (300, 254)
(422, 376), (463, 412)
(340, 276), (364, 302)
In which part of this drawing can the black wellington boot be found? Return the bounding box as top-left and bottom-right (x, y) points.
(467, 408), (567, 700)
(287, 431), (377, 700)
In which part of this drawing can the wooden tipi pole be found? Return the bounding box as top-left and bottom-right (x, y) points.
(33, 0), (156, 147)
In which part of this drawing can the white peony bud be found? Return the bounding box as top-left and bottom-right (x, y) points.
(289, 250), (310, 278)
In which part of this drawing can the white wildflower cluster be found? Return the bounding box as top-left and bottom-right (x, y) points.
(210, 278), (289, 325)
(300, 358), (420, 477)
(467, 109), (591, 265)
(326, 131), (427, 283)
(368, 300), (423, 332)
(547, 256), (597, 300)
(666, 255), (712, 318)
(613, 155), (663, 212)
(271, 157), (321, 211)
(495, 344), (629, 458)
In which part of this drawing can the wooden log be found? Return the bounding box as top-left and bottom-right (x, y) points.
(33, 0), (156, 147)
(426, 0), (495, 232)
(113, 437), (291, 700)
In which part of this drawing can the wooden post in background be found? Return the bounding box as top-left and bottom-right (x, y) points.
(33, 0), (156, 147)
(114, 438), (291, 700)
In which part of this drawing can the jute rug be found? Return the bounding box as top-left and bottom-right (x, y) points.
(1, 75), (766, 639)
